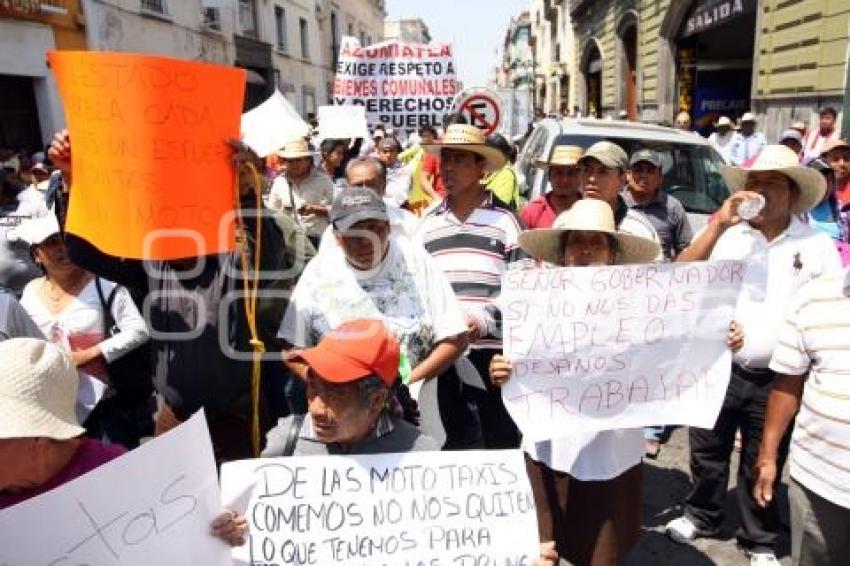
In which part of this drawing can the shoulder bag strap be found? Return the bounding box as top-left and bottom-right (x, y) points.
(283, 414), (305, 457)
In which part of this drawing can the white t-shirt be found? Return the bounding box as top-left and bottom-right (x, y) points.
(21, 278), (149, 368)
(524, 430), (644, 481)
(709, 217), (841, 368)
(708, 131), (735, 164)
(279, 236), (466, 367)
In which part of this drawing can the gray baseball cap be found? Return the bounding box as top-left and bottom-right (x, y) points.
(629, 149), (662, 169)
(579, 141), (629, 170)
(330, 186), (389, 232)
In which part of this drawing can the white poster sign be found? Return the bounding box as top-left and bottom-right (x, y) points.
(333, 36), (459, 135)
(221, 449), (539, 566)
(241, 89), (311, 157)
(0, 412), (229, 566)
(500, 261), (745, 440)
(317, 104), (369, 142)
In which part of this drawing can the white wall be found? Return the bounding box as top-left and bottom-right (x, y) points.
(82, 0), (234, 64)
(0, 19), (66, 144)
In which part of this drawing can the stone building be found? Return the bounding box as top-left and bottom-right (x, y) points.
(514, 0), (848, 138)
(384, 18), (431, 44)
(0, 0), (87, 150)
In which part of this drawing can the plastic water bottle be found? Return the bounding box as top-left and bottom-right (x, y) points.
(399, 350), (412, 385)
(737, 194), (765, 221)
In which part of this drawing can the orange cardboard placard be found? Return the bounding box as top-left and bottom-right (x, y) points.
(48, 51), (246, 260)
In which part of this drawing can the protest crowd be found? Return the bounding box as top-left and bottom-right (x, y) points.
(0, 47), (849, 566)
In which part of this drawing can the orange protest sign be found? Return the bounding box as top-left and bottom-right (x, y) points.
(47, 51), (246, 260)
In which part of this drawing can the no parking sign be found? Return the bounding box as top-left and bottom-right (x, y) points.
(454, 87), (503, 135)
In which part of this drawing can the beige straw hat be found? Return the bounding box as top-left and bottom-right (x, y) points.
(423, 124), (506, 171)
(721, 144), (826, 214)
(275, 137), (314, 159)
(536, 145), (583, 168)
(0, 338), (84, 440)
(519, 199), (660, 265)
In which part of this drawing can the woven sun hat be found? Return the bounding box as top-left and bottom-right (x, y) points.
(715, 116), (733, 128)
(821, 138), (850, 157)
(423, 124), (506, 171)
(518, 199), (661, 265)
(721, 144), (826, 214)
(536, 144), (583, 168)
(9, 214), (60, 246)
(0, 338), (85, 440)
(274, 137), (314, 160)
(740, 112), (756, 123)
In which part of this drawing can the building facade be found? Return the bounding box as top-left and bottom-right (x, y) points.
(509, 0), (848, 139)
(0, 0), (87, 151)
(384, 18), (431, 44)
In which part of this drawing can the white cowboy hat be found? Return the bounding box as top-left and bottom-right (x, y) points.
(536, 145), (583, 168)
(740, 112), (756, 123)
(10, 214), (60, 246)
(423, 124), (506, 171)
(0, 338), (85, 440)
(721, 144), (826, 214)
(518, 199), (661, 265)
(715, 116), (733, 127)
(274, 137), (314, 160)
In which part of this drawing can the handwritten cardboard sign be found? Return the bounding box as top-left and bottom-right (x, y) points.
(221, 449), (539, 566)
(47, 51), (246, 260)
(500, 261), (745, 440)
(0, 412), (229, 566)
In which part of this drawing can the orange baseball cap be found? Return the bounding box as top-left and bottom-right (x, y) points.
(289, 319), (400, 386)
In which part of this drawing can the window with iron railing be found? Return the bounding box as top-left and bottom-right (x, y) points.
(238, 0), (259, 39)
(202, 6), (221, 31)
(140, 0), (167, 15)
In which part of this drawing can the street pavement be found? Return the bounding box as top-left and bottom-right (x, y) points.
(623, 426), (792, 566)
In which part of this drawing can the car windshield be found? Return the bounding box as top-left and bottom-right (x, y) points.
(546, 134), (730, 215)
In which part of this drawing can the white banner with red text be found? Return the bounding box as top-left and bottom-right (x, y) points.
(332, 36), (459, 136)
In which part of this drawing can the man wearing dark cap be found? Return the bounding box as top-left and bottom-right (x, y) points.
(625, 149), (693, 262)
(280, 186), (468, 446)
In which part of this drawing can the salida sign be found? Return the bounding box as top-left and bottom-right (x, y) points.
(682, 0), (754, 37)
(333, 36), (459, 135)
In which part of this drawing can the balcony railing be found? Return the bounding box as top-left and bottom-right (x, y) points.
(140, 0), (167, 16)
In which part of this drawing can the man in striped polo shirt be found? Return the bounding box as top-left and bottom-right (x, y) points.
(418, 124), (528, 449)
(754, 268), (850, 565)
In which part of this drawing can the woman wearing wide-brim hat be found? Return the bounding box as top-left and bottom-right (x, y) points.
(489, 199), (660, 565)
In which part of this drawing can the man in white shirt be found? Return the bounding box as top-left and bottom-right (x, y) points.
(708, 116), (736, 164)
(376, 137), (413, 207)
(754, 268), (850, 566)
(316, 158), (419, 252)
(267, 137), (334, 247)
(729, 113), (768, 166)
(668, 145), (842, 565)
(802, 106), (840, 163)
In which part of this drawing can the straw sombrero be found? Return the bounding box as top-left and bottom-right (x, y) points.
(423, 124), (505, 171)
(536, 145), (583, 168)
(275, 137), (314, 159)
(721, 145), (826, 214)
(0, 338), (84, 440)
(519, 199), (660, 265)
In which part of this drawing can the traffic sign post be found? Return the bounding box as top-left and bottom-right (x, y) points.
(453, 87), (503, 135)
